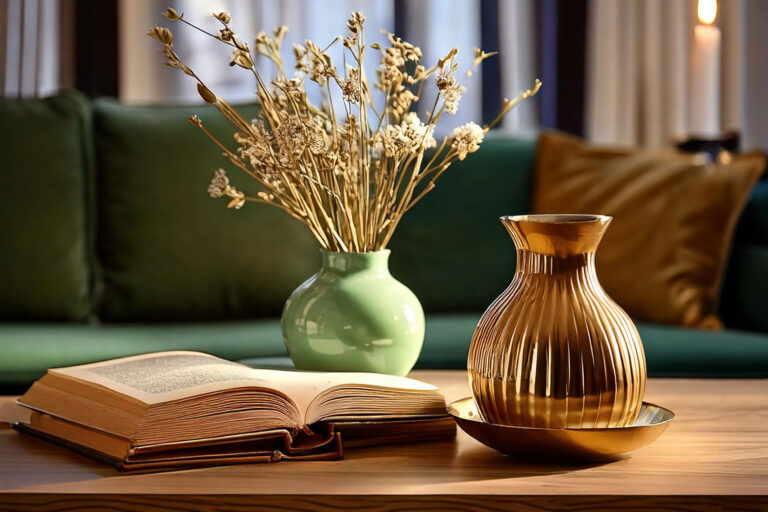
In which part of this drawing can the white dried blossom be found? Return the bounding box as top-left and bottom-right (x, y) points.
(148, 10), (540, 252)
(207, 168), (229, 198)
(340, 68), (362, 103)
(236, 119), (273, 169)
(390, 89), (418, 119)
(306, 124), (327, 155)
(450, 122), (484, 160)
(373, 112), (435, 158)
(437, 74), (466, 115)
(376, 64), (401, 91)
(208, 169), (246, 209)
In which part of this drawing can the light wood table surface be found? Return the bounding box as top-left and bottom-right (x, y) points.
(1, 371), (767, 511)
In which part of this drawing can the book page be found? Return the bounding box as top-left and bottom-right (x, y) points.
(50, 351), (440, 423)
(51, 352), (279, 405)
(254, 370), (439, 420)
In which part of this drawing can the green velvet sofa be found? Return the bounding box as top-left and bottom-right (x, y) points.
(2, 90), (767, 391)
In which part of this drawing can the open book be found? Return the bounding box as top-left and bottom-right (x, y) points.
(16, 351), (454, 472)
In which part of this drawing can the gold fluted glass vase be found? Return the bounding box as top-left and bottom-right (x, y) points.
(468, 214), (646, 428)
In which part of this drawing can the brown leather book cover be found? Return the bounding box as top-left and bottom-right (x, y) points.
(15, 414), (455, 473)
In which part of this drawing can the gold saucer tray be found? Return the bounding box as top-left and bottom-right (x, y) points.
(448, 397), (674, 463)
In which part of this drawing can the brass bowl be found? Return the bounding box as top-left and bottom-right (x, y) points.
(448, 397), (674, 463)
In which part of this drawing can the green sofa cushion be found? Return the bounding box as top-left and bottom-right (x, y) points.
(736, 180), (768, 246)
(0, 321), (286, 387)
(93, 102), (536, 321)
(0, 91), (94, 321)
(720, 244), (768, 333)
(3, 315), (766, 388)
(720, 180), (768, 333)
(93, 100), (319, 321)
(390, 133), (535, 312)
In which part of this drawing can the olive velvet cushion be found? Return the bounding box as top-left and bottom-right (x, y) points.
(0, 91), (94, 321)
(93, 100), (318, 321)
(533, 132), (765, 328)
(93, 101), (537, 321)
(390, 132), (536, 312)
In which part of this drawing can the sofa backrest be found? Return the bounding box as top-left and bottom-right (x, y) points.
(390, 134), (535, 312)
(92, 98), (536, 320)
(0, 91), (95, 321)
(93, 99), (319, 321)
(2, 91), (766, 333)
(719, 179), (768, 332)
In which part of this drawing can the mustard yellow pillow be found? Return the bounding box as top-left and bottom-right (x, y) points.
(533, 132), (765, 328)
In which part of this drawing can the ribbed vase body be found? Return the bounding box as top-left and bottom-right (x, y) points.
(468, 215), (646, 428)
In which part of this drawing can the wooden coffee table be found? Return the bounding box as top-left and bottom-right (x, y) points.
(1, 371), (766, 511)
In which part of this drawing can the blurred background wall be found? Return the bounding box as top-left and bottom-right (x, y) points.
(0, 0), (766, 150)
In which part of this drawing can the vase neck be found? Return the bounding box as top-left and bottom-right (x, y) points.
(501, 214), (612, 258)
(516, 250), (598, 277)
(320, 250), (391, 275)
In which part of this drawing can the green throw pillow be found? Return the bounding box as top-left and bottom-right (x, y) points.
(93, 100), (319, 321)
(0, 90), (94, 320)
(390, 133), (536, 312)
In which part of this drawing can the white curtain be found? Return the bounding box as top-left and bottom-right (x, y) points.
(1, 0), (61, 98)
(119, 1), (393, 105)
(586, 0), (768, 151)
(118, 0), (540, 135)
(401, 0), (481, 135)
(498, 0), (538, 134)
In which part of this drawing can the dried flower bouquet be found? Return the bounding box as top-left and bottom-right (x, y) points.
(149, 9), (540, 252)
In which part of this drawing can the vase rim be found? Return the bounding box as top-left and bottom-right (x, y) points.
(319, 249), (391, 256)
(502, 214), (612, 224)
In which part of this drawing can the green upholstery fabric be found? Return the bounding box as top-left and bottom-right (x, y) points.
(0, 321), (286, 387)
(3, 316), (766, 389)
(720, 180), (768, 332)
(93, 100), (319, 321)
(1, 94), (767, 390)
(0, 91), (94, 320)
(720, 244), (768, 333)
(390, 133), (535, 312)
(736, 180), (768, 245)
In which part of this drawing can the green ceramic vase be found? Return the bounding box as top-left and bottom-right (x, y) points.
(281, 250), (425, 376)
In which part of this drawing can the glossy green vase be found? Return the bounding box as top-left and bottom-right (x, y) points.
(281, 250), (425, 376)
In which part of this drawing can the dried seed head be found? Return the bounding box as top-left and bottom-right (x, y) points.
(227, 193), (245, 209)
(273, 25), (289, 43)
(208, 169), (246, 209)
(233, 37), (249, 51)
(163, 46), (181, 68)
(147, 26), (173, 45)
(162, 8), (182, 21)
(230, 50), (253, 69)
(340, 67), (362, 103)
(213, 11), (231, 25)
(436, 74), (455, 91)
(347, 11), (365, 34)
(197, 83), (217, 104)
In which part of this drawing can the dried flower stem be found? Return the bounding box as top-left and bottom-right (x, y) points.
(149, 10), (540, 252)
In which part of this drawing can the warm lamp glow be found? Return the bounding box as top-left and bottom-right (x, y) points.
(698, 0), (717, 25)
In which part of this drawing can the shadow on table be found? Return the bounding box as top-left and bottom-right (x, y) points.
(345, 436), (615, 482)
(2, 427), (118, 490)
